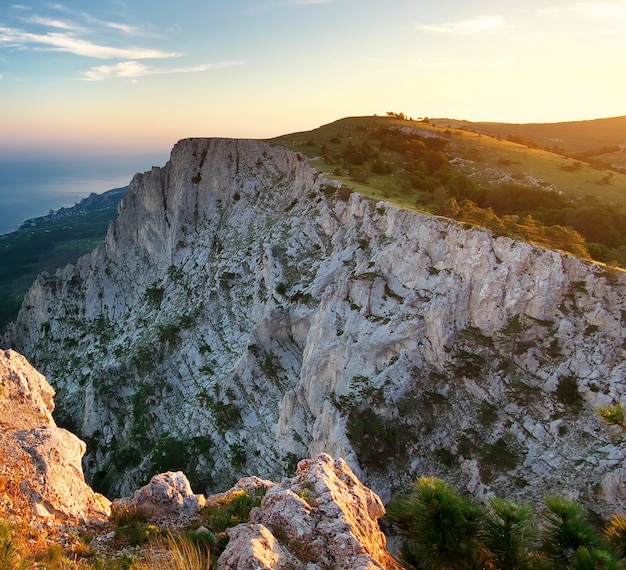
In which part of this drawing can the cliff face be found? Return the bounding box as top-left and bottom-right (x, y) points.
(4, 139), (626, 513)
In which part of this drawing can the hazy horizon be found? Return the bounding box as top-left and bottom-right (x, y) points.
(1, 1), (624, 158)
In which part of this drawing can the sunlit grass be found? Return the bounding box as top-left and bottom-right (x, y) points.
(269, 115), (626, 210)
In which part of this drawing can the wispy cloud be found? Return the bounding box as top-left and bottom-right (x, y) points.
(414, 14), (504, 34)
(0, 26), (179, 58)
(46, 3), (71, 12)
(1, 3), (179, 61)
(102, 21), (144, 35)
(79, 12), (147, 37)
(21, 14), (86, 32)
(82, 60), (244, 81)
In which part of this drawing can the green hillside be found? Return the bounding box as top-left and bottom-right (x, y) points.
(269, 115), (626, 267)
(430, 116), (626, 170)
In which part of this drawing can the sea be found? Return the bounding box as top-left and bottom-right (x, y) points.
(0, 154), (167, 236)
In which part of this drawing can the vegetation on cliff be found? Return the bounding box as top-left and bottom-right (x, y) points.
(271, 115), (626, 267)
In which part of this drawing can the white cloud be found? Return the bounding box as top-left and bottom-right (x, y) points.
(2, 5), (176, 61)
(0, 26), (179, 59)
(78, 12), (147, 37)
(414, 14), (504, 34)
(102, 21), (143, 35)
(82, 60), (244, 81)
(46, 3), (71, 12)
(82, 60), (149, 80)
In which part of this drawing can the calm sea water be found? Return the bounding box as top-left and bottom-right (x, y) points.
(0, 154), (167, 236)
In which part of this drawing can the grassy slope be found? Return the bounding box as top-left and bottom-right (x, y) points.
(269, 115), (626, 269)
(430, 116), (626, 167)
(270, 115), (626, 209)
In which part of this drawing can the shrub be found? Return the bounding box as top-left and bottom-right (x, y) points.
(144, 283), (164, 308)
(386, 477), (626, 570)
(598, 404), (626, 429)
(481, 497), (537, 569)
(539, 496), (605, 567)
(386, 477), (483, 569)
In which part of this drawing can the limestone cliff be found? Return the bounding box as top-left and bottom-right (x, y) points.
(4, 138), (625, 515)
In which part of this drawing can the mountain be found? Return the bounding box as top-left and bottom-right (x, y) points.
(3, 134), (625, 520)
(0, 186), (127, 328)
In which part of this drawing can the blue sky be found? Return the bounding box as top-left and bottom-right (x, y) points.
(1, 0), (625, 158)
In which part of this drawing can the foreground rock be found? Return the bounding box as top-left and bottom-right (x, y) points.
(0, 349), (111, 530)
(218, 453), (401, 570)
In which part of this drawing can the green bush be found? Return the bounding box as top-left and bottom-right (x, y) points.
(386, 478), (626, 570)
(386, 477), (482, 569)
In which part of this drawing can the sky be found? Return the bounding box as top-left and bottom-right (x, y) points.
(1, 0), (625, 159)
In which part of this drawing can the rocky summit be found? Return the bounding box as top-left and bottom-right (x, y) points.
(3, 138), (625, 516)
(218, 453), (401, 570)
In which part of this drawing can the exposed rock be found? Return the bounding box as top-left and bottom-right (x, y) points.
(220, 524), (301, 570)
(218, 453), (400, 570)
(113, 470), (206, 521)
(0, 348), (111, 527)
(3, 138), (625, 516)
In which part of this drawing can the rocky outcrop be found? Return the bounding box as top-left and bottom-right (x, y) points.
(113, 470), (206, 521)
(218, 453), (400, 570)
(0, 349), (111, 527)
(3, 138), (625, 515)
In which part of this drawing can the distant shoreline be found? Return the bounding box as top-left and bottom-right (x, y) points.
(0, 153), (165, 237)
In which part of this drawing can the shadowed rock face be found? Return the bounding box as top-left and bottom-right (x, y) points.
(0, 349), (111, 527)
(3, 138), (625, 514)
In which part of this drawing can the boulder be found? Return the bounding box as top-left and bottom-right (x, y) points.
(113, 471), (206, 521)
